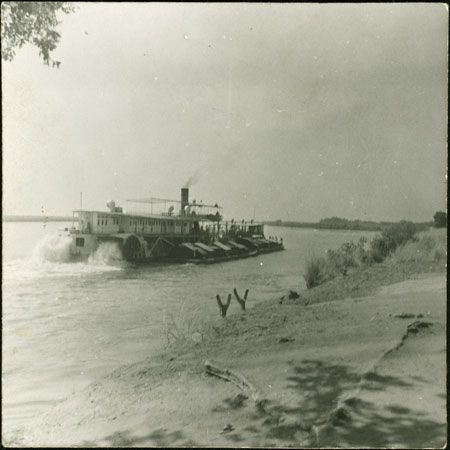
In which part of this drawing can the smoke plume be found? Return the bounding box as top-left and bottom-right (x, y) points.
(183, 170), (202, 188)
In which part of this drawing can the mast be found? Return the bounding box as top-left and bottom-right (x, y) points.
(226, 62), (232, 129)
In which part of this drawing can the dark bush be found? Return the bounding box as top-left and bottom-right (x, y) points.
(433, 211), (447, 228)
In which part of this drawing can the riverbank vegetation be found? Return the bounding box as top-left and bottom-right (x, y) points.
(266, 217), (432, 232)
(304, 223), (446, 290)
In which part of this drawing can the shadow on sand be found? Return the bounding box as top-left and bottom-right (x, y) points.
(322, 396), (447, 448)
(82, 427), (197, 447)
(218, 359), (446, 448)
(81, 359), (445, 447)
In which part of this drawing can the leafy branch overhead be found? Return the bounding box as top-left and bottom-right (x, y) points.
(1, 1), (74, 68)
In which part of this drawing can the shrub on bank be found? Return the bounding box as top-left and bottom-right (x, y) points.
(304, 238), (368, 288)
(326, 238), (369, 271)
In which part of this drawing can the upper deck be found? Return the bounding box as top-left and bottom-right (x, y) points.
(73, 209), (264, 237)
(72, 188), (264, 238)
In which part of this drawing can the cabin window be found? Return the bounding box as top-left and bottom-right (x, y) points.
(76, 237), (85, 247)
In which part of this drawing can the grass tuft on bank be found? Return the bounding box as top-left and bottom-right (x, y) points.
(390, 229), (446, 264)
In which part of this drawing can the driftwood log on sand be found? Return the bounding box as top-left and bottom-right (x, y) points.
(204, 360), (259, 401)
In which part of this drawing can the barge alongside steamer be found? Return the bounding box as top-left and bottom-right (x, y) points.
(68, 188), (284, 263)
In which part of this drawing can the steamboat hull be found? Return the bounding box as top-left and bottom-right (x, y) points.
(69, 187), (284, 264)
(69, 232), (284, 264)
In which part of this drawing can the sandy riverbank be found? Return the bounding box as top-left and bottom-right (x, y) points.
(10, 255), (446, 448)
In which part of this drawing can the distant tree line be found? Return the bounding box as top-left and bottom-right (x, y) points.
(4, 215), (74, 222)
(265, 217), (433, 232)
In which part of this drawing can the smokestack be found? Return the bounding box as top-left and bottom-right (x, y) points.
(181, 188), (189, 215)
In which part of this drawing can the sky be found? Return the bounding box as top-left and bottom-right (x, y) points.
(2, 3), (448, 222)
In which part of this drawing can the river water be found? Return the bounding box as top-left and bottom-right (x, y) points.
(2, 221), (376, 437)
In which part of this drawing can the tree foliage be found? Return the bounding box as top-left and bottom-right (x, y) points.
(433, 211), (447, 228)
(1, 1), (74, 68)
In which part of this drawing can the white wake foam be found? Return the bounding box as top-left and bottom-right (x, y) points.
(32, 233), (72, 263)
(88, 241), (123, 265)
(4, 234), (124, 283)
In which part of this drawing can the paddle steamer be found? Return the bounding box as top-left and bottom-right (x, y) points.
(69, 188), (283, 263)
